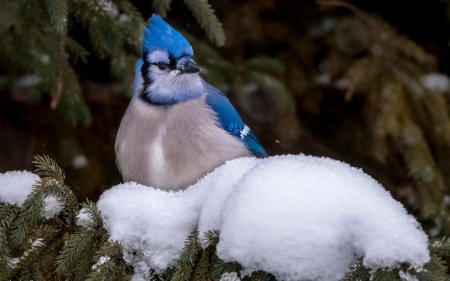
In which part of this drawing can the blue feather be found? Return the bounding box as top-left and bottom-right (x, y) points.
(143, 15), (193, 59)
(204, 82), (268, 158)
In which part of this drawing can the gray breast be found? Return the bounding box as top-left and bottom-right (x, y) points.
(115, 94), (251, 190)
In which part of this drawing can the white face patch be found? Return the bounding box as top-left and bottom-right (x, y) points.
(142, 52), (204, 103)
(146, 70), (204, 102)
(148, 50), (170, 64)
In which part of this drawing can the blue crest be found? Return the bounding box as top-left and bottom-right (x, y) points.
(143, 14), (193, 59)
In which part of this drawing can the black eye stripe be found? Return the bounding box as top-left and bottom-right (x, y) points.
(151, 62), (168, 70)
(150, 62), (167, 66)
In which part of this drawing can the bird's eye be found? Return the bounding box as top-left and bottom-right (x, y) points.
(156, 62), (167, 70)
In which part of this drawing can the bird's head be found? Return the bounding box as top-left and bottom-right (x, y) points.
(134, 15), (204, 105)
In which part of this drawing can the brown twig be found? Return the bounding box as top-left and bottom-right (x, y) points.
(51, 33), (69, 110)
(51, 74), (63, 109)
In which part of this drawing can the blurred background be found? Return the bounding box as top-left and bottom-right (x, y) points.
(2, 0), (450, 236)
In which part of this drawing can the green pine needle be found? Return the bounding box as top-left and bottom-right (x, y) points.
(170, 230), (202, 281)
(45, 0), (68, 33)
(152, 0), (173, 18)
(183, 0), (225, 46)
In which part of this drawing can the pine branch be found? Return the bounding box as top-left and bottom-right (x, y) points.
(194, 231), (220, 281)
(9, 194), (45, 246)
(422, 255), (449, 281)
(429, 236), (450, 256)
(80, 200), (104, 228)
(212, 261), (243, 280)
(55, 226), (108, 277)
(65, 36), (90, 64)
(45, 0), (68, 33)
(170, 230), (202, 281)
(152, 0), (173, 17)
(8, 227), (61, 280)
(0, 204), (21, 281)
(85, 242), (132, 281)
(55, 199), (108, 279)
(371, 268), (401, 281)
(183, 0), (225, 46)
(33, 155), (65, 182)
(33, 155), (79, 228)
(340, 259), (370, 281)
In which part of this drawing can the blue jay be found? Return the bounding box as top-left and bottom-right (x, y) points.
(115, 15), (267, 190)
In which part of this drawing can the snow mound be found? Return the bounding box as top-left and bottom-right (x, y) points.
(200, 155), (429, 280)
(0, 171), (63, 218)
(97, 155), (430, 281)
(97, 182), (206, 271)
(0, 171), (39, 205)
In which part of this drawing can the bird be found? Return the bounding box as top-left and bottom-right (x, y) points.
(115, 14), (267, 191)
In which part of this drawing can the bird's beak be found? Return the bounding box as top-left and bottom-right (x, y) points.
(178, 61), (201, 74)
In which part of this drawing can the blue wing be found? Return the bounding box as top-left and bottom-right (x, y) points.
(204, 82), (268, 158)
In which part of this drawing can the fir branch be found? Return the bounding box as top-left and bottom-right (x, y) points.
(149, 268), (168, 281)
(86, 242), (131, 281)
(55, 200), (107, 280)
(212, 261), (243, 280)
(80, 200), (104, 228)
(34, 155), (65, 182)
(0, 204), (21, 280)
(183, 0), (225, 46)
(33, 155), (79, 228)
(194, 231), (220, 281)
(55, 226), (108, 277)
(170, 230), (202, 281)
(152, 0), (173, 18)
(371, 268), (401, 281)
(71, 0), (122, 59)
(65, 36), (90, 64)
(45, 0), (68, 33)
(8, 227), (61, 281)
(57, 66), (92, 126)
(421, 255), (449, 281)
(429, 236), (450, 256)
(9, 191), (46, 246)
(340, 259), (370, 281)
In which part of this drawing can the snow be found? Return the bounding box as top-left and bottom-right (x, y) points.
(92, 255), (110, 269)
(220, 272), (241, 281)
(97, 155), (430, 281)
(420, 73), (450, 92)
(0, 171), (63, 218)
(76, 208), (94, 226)
(72, 154), (88, 169)
(42, 196), (63, 219)
(97, 182), (206, 271)
(315, 73), (331, 85)
(0, 171), (39, 206)
(202, 156), (429, 280)
(15, 75), (41, 87)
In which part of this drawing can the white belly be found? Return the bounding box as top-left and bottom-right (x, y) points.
(147, 127), (168, 188)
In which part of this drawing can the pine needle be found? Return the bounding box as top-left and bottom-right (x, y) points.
(152, 0), (173, 18)
(183, 0), (225, 46)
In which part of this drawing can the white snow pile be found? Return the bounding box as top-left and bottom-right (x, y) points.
(97, 155), (430, 281)
(0, 171), (63, 218)
(420, 73), (450, 92)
